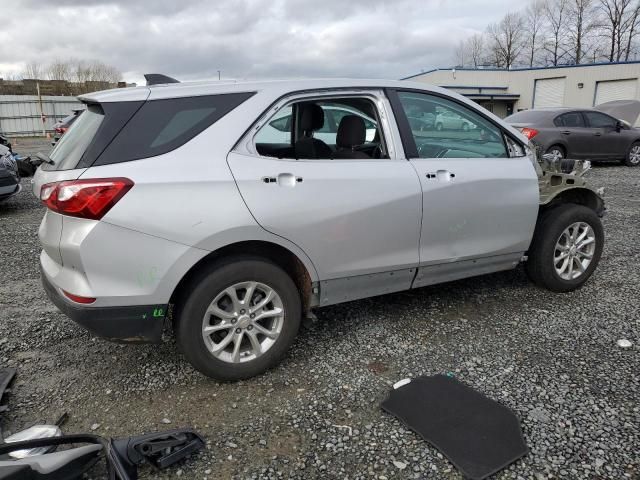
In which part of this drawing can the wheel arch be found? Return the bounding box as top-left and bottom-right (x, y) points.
(169, 240), (317, 316)
(546, 142), (568, 156)
(540, 187), (605, 216)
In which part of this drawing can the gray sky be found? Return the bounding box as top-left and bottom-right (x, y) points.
(1, 0), (509, 84)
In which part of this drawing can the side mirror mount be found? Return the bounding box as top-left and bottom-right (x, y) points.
(616, 120), (623, 132)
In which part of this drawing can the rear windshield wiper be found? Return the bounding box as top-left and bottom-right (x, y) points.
(36, 152), (55, 165)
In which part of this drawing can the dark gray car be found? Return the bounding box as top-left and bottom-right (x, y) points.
(505, 103), (640, 167)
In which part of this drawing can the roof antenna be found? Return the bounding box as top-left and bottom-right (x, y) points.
(144, 74), (180, 86)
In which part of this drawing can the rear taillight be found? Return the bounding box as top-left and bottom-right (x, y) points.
(520, 127), (539, 140)
(40, 178), (134, 220)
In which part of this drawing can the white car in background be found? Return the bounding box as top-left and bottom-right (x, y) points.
(435, 109), (477, 131)
(258, 104), (377, 144)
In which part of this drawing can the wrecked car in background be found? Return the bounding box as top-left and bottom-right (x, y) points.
(505, 99), (640, 166)
(0, 144), (20, 202)
(33, 77), (605, 381)
(51, 108), (84, 145)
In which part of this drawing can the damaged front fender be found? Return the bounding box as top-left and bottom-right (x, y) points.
(533, 148), (606, 216)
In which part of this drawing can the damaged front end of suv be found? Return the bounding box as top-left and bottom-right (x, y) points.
(530, 146), (606, 217)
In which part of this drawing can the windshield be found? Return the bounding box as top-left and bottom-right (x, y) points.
(44, 104), (104, 171)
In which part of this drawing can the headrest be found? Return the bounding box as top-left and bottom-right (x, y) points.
(300, 103), (324, 132)
(336, 115), (366, 148)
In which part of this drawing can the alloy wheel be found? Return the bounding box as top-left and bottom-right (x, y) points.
(547, 148), (564, 162)
(553, 222), (596, 281)
(629, 145), (640, 165)
(201, 281), (284, 363)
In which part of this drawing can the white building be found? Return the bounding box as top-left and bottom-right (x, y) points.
(403, 61), (640, 119)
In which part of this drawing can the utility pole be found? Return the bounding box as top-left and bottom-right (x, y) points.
(36, 82), (46, 137)
(217, 70), (221, 80)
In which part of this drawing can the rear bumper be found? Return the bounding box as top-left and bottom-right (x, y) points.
(41, 266), (166, 344)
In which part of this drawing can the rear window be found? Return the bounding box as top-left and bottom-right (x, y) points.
(504, 110), (550, 123)
(554, 112), (585, 127)
(93, 92), (255, 166)
(45, 105), (104, 171)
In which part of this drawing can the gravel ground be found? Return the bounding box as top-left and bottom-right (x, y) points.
(1, 139), (638, 479)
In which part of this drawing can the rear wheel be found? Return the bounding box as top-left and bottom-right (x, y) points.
(176, 257), (301, 381)
(526, 204), (603, 292)
(624, 142), (640, 166)
(545, 145), (565, 162)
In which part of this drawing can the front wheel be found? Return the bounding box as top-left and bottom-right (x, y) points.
(526, 204), (604, 292)
(176, 257), (301, 381)
(624, 141), (640, 166)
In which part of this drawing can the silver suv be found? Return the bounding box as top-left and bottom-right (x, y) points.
(34, 77), (605, 380)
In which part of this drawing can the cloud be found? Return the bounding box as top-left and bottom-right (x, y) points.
(1, 0), (508, 84)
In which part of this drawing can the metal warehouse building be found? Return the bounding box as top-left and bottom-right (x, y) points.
(404, 61), (640, 121)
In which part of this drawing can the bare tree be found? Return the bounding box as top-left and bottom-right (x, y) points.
(623, 1), (640, 59)
(524, 0), (546, 66)
(487, 12), (525, 68)
(46, 59), (73, 81)
(598, 0), (633, 61)
(543, 0), (570, 65)
(454, 40), (468, 67)
(566, 0), (598, 63)
(468, 33), (486, 67)
(23, 61), (44, 80)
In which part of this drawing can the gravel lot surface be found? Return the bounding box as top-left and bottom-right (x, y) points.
(1, 139), (638, 479)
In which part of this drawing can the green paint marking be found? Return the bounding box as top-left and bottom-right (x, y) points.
(153, 308), (164, 318)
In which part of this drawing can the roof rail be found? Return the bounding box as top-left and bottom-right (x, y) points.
(144, 74), (180, 86)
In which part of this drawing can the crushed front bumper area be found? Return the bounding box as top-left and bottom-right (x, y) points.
(41, 267), (167, 343)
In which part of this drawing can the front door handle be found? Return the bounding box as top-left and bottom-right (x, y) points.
(594, 132), (602, 136)
(561, 130), (571, 135)
(426, 170), (456, 182)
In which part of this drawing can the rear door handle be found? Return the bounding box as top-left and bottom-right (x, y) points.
(594, 132), (602, 136)
(561, 130), (571, 135)
(262, 173), (303, 187)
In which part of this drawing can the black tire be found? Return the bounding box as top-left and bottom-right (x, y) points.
(176, 256), (301, 381)
(624, 141), (640, 166)
(545, 144), (565, 160)
(526, 204), (604, 292)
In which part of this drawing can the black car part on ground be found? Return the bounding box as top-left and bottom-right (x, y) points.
(15, 157), (36, 177)
(381, 375), (527, 480)
(110, 429), (205, 479)
(0, 429), (205, 480)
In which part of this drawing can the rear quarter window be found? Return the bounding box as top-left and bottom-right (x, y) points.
(93, 92), (255, 166)
(45, 105), (104, 171)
